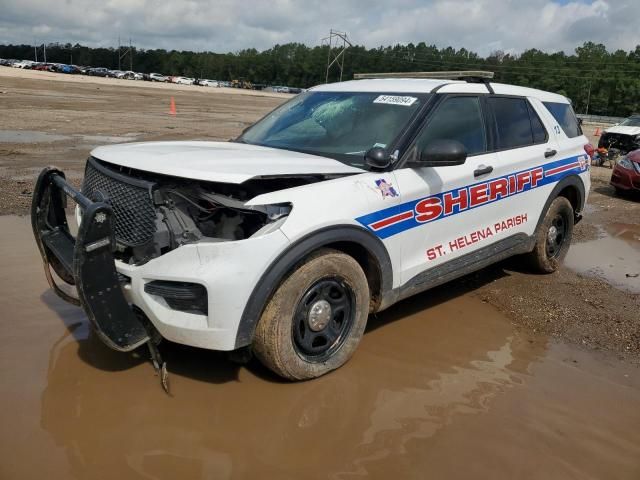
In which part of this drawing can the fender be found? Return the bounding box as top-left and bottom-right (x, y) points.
(235, 225), (393, 348)
(533, 174), (586, 235)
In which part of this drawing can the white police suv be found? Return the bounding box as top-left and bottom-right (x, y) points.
(32, 73), (590, 381)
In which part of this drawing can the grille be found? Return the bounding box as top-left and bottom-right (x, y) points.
(81, 158), (157, 247)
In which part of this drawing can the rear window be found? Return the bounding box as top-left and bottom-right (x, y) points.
(488, 97), (547, 149)
(543, 102), (582, 138)
(529, 105), (548, 144)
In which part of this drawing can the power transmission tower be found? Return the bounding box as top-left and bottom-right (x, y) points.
(34, 43), (46, 63)
(321, 29), (352, 83)
(118, 37), (133, 71)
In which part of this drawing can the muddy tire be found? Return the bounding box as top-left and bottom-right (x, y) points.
(253, 249), (370, 381)
(526, 196), (574, 273)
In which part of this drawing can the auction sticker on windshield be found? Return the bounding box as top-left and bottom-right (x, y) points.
(373, 95), (418, 106)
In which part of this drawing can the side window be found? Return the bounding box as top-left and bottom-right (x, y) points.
(415, 96), (486, 156)
(528, 103), (548, 144)
(542, 101), (582, 138)
(489, 97), (535, 149)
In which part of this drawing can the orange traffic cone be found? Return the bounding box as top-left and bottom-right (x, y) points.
(594, 127), (600, 136)
(169, 97), (176, 116)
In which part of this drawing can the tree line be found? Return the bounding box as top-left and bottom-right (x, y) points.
(1, 41), (639, 116)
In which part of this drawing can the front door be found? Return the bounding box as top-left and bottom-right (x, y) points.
(393, 95), (507, 285)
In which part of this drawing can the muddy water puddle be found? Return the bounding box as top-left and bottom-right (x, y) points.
(1, 215), (639, 479)
(565, 223), (640, 293)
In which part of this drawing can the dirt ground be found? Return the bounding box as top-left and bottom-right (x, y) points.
(1, 68), (639, 479)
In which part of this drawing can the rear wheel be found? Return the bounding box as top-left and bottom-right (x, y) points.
(253, 249), (369, 380)
(526, 196), (574, 273)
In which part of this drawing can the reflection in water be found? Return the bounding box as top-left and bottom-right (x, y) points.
(39, 296), (540, 479)
(339, 339), (522, 478)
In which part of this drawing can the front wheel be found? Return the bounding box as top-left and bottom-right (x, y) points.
(526, 196), (574, 273)
(253, 249), (370, 380)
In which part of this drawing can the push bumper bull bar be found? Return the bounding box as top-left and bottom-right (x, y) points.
(31, 167), (150, 351)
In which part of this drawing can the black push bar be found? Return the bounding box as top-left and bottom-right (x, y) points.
(31, 167), (149, 351)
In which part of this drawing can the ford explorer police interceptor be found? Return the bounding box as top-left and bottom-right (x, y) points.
(31, 73), (590, 381)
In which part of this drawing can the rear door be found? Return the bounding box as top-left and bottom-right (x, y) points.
(487, 96), (560, 240)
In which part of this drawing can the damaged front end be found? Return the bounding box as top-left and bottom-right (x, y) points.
(598, 132), (640, 154)
(80, 157), (292, 266)
(31, 157), (295, 353)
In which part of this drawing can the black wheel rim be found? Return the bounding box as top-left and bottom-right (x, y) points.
(546, 213), (567, 259)
(292, 277), (355, 362)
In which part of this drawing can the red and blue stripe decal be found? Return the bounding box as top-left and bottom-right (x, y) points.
(356, 155), (588, 239)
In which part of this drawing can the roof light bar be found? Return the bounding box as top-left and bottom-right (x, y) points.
(353, 71), (494, 81)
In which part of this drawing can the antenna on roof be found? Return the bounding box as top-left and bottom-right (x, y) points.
(353, 71), (494, 81)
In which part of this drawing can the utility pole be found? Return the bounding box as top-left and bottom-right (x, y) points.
(43, 43), (46, 63)
(321, 29), (352, 83)
(584, 77), (592, 115)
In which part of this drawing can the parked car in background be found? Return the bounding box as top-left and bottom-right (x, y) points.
(87, 67), (110, 77)
(174, 76), (195, 85)
(12, 60), (35, 68)
(149, 73), (167, 82)
(598, 115), (640, 154)
(35, 63), (59, 72)
(117, 71), (139, 80)
(53, 64), (80, 74)
(198, 79), (219, 87)
(611, 149), (640, 195)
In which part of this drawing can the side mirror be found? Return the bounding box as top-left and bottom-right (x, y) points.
(365, 146), (391, 169)
(415, 139), (467, 167)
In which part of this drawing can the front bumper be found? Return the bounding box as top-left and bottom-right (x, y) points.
(31, 167), (150, 351)
(32, 167), (291, 352)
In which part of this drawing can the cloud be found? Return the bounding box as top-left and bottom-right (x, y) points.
(0, 0), (638, 56)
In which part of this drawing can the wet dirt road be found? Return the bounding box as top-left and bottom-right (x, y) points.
(2, 215), (639, 480)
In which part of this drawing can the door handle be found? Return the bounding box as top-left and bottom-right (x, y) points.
(544, 149), (557, 158)
(473, 165), (493, 177)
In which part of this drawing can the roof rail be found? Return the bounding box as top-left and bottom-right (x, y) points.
(353, 71), (494, 81)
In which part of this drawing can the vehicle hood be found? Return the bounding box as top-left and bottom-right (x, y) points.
(604, 125), (640, 136)
(90, 141), (364, 184)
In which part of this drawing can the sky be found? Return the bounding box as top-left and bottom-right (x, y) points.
(0, 0), (638, 56)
